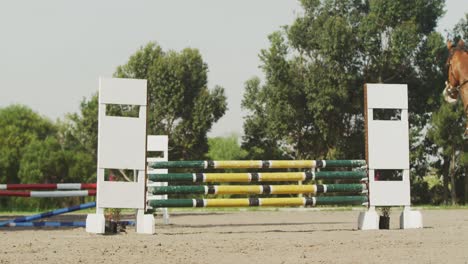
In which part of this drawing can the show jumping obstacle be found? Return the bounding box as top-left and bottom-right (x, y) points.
(0, 183), (96, 227)
(148, 171), (367, 182)
(4, 220), (134, 228)
(146, 135), (170, 224)
(0, 202), (96, 227)
(150, 160), (366, 169)
(86, 78), (423, 234)
(0, 184), (116, 228)
(0, 200), (135, 228)
(149, 184), (366, 195)
(151, 197), (368, 208)
(0, 183), (96, 190)
(0, 183), (96, 197)
(146, 159), (367, 209)
(6, 221), (87, 227)
(0, 184), (96, 227)
(0, 140), (159, 229)
(0, 190), (96, 197)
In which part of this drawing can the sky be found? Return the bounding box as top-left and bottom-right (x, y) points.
(0, 0), (467, 137)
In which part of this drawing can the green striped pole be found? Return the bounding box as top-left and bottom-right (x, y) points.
(149, 160), (366, 169)
(147, 171), (367, 182)
(150, 184), (366, 195)
(148, 196), (368, 208)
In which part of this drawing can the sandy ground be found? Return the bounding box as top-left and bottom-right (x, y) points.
(1, 208), (468, 264)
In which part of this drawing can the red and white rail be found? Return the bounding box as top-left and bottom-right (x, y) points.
(0, 183), (96, 190)
(0, 190), (96, 197)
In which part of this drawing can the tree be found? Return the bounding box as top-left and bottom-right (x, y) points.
(0, 105), (65, 209)
(242, 77), (286, 159)
(61, 94), (99, 158)
(242, 0), (445, 164)
(453, 13), (468, 40)
(18, 137), (67, 184)
(428, 100), (465, 205)
(114, 43), (227, 160)
(59, 94), (99, 183)
(207, 134), (247, 160)
(0, 105), (57, 185)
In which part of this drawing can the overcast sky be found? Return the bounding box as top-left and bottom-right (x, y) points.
(0, 0), (466, 137)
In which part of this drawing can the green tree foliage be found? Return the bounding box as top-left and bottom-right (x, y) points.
(114, 43), (227, 160)
(428, 101), (465, 204)
(242, 0), (445, 163)
(0, 98), (99, 209)
(0, 105), (80, 209)
(18, 137), (67, 184)
(59, 94), (99, 183)
(242, 77), (286, 159)
(0, 105), (56, 185)
(453, 13), (468, 40)
(207, 134), (247, 160)
(62, 94), (98, 158)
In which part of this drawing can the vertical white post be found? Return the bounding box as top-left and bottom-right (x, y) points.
(86, 77), (155, 234)
(358, 83), (422, 230)
(147, 135), (170, 224)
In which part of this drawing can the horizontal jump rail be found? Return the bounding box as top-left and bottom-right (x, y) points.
(4, 221), (87, 227)
(149, 160), (366, 169)
(149, 196), (368, 208)
(0, 190), (96, 198)
(0, 183), (96, 190)
(2, 220), (135, 228)
(0, 202), (96, 227)
(150, 184), (367, 195)
(148, 171), (367, 182)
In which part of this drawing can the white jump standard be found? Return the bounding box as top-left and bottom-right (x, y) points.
(86, 78), (155, 234)
(358, 84), (422, 230)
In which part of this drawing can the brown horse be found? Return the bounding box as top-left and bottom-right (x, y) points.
(443, 39), (468, 137)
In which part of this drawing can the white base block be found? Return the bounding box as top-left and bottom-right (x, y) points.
(400, 208), (423, 229)
(358, 208), (379, 230)
(86, 214), (106, 234)
(136, 214), (155, 234)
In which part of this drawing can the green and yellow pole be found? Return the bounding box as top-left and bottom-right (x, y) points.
(149, 160), (366, 169)
(148, 171), (367, 182)
(149, 196), (368, 208)
(150, 184), (366, 195)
